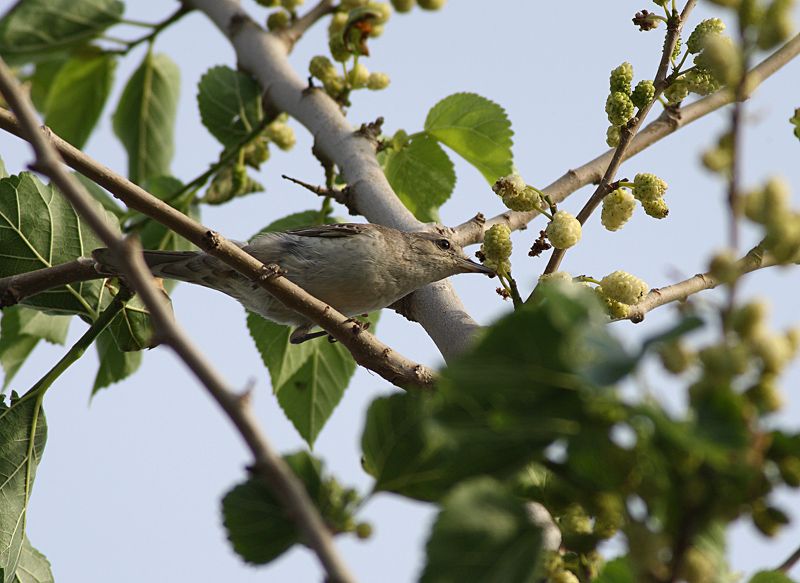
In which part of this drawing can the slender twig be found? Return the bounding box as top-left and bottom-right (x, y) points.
(0, 258), (100, 308)
(0, 106), (435, 389)
(454, 32), (800, 248)
(777, 542), (800, 573)
(107, 5), (192, 55)
(280, 0), (335, 49)
(623, 247), (774, 322)
(282, 173), (352, 208)
(539, 1), (696, 279)
(0, 57), (358, 583)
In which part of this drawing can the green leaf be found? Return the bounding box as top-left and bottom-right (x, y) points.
(0, 157), (7, 179)
(593, 557), (635, 583)
(0, 172), (119, 317)
(749, 572), (796, 583)
(424, 92), (514, 184)
(0, 395), (47, 583)
(92, 328), (142, 394)
(29, 58), (67, 111)
(0, 0), (124, 60)
(222, 451), (336, 564)
(0, 307), (70, 388)
(106, 291), (156, 352)
(247, 311), (378, 447)
(420, 477), (543, 583)
(138, 176), (199, 252)
(380, 133), (455, 222)
(112, 52), (180, 185)
(0, 311), (39, 390)
(13, 537), (53, 583)
(361, 392), (455, 501)
(197, 66), (263, 147)
(43, 50), (116, 148)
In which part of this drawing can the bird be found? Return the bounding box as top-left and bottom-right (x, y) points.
(93, 223), (494, 343)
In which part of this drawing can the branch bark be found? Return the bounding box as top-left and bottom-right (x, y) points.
(0, 106), (435, 389)
(454, 32), (800, 247)
(0, 57), (358, 583)
(185, 0), (482, 360)
(624, 247), (776, 322)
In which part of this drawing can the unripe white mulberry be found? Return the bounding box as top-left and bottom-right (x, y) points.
(546, 211), (582, 249)
(632, 173), (668, 201)
(391, 0), (416, 11)
(641, 197), (669, 219)
(606, 91), (635, 126)
(367, 72), (390, 90)
(687, 18), (726, 53)
(265, 122), (296, 150)
(601, 188), (636, 231)
(600, 271), (649, 305)
(418, 0), (446, 9)
(347, 62), (370, 88)
(609, 62), (634, 94)
(481, 224), (512, 274)
(309, 55), (337, 82)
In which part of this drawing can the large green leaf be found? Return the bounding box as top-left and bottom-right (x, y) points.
(0, 172), (119, 317)
(43, 50), (117, 148)
(0, 395), (47, 583)
(197, 66), (263, 147)
(0, 0), (124, 60)
(222, 451), (359, 565)
(138, 176), (199, 252)
(749, 573), (797, 583)
(420, 477), (543, 583)
(247, 311), (378, 447)
(0, 307), (70, 389)
(29, 58), (68, 111)
(424, 92), (514, 184)
(112, 52), (180, 185)
(593, 557), (635, 583)
(12, 536), (53, 583)
(381, 133), (455, 222)
(92, 328), (142, 395)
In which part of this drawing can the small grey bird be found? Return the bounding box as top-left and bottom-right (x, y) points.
(94, 223), (493, 343)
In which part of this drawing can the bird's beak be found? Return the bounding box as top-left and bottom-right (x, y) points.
(457, 256), (496, 275)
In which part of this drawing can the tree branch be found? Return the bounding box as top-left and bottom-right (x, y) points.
(454, 32), (800, 247)
(0, 57), (357, 583)
(624, 247), (776, 322)
(0, 106), (435, 389)
(279, 0), (336, 49)
(0, 258), (100, 308)
(185, 0), (482, 360)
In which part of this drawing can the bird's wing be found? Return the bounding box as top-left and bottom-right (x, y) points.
(284, 223), (368, 238)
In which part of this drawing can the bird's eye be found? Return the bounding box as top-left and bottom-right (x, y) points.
(436, 238), (451, 250)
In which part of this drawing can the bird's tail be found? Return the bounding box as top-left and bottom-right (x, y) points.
(91, 248), (240, 292)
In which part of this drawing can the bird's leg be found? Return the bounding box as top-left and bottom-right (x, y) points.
(289, 325), (329, 344)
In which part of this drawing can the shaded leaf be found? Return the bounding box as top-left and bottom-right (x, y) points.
(112, 52), (180, 185)
(74, 174), (124, 218)
(92, 328), (141, 394)
(0, 0), (123, 60)
(0, 172), (118, 317)
(197, 66), (263, 147)
(0, 395), (47, 583)
(749, 573), (796, 583)
(0, 307), (69, 388)
(420, 477), (543, 583)
(424, 92), (513, 184)
(594, 557), (635, 583)
(29, 58), (67, 111)
(247, 311), (378, 446)
(222, 451), (357, 565)
(380, 134), (455, 222)
(138, 176), (198, 252)
(43, 50), (116, 148)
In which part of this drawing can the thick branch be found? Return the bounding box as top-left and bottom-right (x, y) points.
(186, 0), (481, 360)
(454, 32), (800, 247)
(0, 58), (357, 583)
(0, 107), (435, 389)
(624, 247), (776, 322)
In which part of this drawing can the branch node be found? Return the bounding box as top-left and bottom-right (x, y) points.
(258, 263), (284, 282)
(203, 230), (223, 250)
(356, 117), (384, 142)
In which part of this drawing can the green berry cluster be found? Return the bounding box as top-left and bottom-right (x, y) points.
(632, 172), (669, 219)
(744, 177), (800, 262)
(480, 224), (512, 274)
(545, 210), (582, 250)
(604, 62), (655, 146)
(757, 0), (795, 50)
(687, 18), (726, 53)
(492, 174), (544, 212)
(601, 188), (636, 231)
(264, 118), (296, 150)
